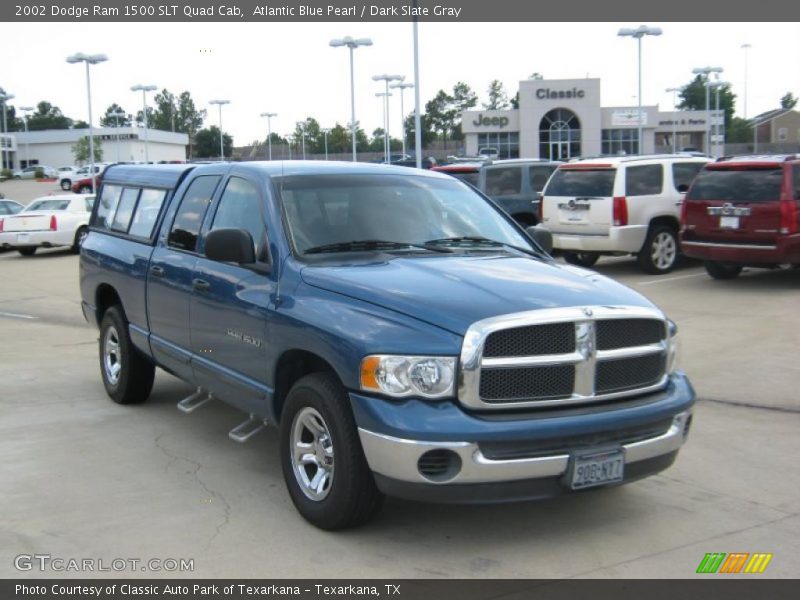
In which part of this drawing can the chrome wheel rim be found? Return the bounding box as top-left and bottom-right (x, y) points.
(290, 407), (334, 501)
(78, 229), (88, 245)
(103, 326), (122, 386)
(651, 232), (677, 270)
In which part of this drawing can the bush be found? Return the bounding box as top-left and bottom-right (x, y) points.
(1, 168), (11, 179)
(34, 168), (45, 179)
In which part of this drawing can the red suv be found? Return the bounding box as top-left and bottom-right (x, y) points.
(680, 154), (800, 279)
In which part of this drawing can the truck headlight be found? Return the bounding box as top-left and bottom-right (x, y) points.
(360, 355), (456, 399)
(666, 319), (679, 373)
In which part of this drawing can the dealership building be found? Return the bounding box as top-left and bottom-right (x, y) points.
(461, 77), (724, 160)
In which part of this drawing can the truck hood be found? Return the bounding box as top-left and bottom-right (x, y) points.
(300, 255), (657, 335)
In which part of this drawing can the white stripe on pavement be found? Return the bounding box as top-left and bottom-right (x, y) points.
(637, 271), (706, 286)
(0, 311), (37, 320)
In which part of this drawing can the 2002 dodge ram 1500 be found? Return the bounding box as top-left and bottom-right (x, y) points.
(80, 161), (694, 529)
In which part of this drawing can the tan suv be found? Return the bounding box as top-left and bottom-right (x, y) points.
(541, 154), (710, 273)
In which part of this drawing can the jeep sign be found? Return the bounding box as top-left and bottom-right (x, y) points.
(472, 114), (510, 128)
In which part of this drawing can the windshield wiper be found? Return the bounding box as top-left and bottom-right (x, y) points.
(304, 239), (452, 255)
(423, 236), (544, 258)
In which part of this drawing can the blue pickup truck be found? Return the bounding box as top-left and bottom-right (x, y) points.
(80, 161), (694, 529)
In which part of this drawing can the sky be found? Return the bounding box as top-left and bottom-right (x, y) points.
(1, 21), (799, 145)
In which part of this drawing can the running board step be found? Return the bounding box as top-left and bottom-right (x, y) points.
(229, 415), (266, 443)
(177, 388), (214, 414)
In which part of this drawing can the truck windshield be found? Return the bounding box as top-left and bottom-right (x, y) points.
(545, 168), (616, 197)
(277, 174), (531, 255)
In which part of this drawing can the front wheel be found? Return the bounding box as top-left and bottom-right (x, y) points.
(99, 306), (155, 404)
(72, 226), (88, 253)
(563, 251), (599, 267)
(638, 225), (679, 274)
(79, 185), (92, 193)
(60, 179), (72, 191)
(704, 261), (743, 280)
(280, 373), (383, 530)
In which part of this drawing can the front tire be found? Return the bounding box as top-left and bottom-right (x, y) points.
(99, 306), (155, 404)
(79, 185), (92, 193)
(704, 261), (743, 280)
(61, 179), (72, 191)
(638, 225), (679, 274)
(563, 251), (599, 267)
(280, 373), (383, 530)
(72, 226), (88, 253)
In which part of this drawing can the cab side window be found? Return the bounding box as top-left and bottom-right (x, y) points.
(210, 177), (265, 258)
(625, 165), (663, 196)
(168, 176), (221, 252)
(672, 162), (704, 193)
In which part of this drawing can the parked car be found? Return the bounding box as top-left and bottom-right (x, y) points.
(72, 174), (103, 194)
(0, 199), (25, 215)
(478, 147), (499, 159)
(390, 156), (438, 169)
(79, 162), (693, 530)
(0, 193), (95, 255)
(540, 154), (711, 273)
(12, 165), (58, 179)
(680, 154), (800, 279)
(478, 159), (561, 227)
(430, 161), (485, 186)
(60, 164), (108, 191)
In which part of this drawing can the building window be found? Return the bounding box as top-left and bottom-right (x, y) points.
(477, 132), (519, 159)
(602, 129), (639, 156)
(777, 127), (788, 142)
(539, 109), (581, 160)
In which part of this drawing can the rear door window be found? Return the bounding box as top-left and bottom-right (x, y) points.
(529, 166), (556, 192)
(545, 169), (616, 197)
(672, 162), (704, 193)
(484, 167), (522, 196)
(168, 176), (220, 251)
(686, 168), (783, 203)
(625, 165), (663, 196)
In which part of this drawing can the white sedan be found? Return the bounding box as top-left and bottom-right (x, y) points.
(0, 194), (95, 256)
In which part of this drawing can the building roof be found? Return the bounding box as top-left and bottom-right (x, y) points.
(750, 109), (796, 126)
(14, 127), (188, 145)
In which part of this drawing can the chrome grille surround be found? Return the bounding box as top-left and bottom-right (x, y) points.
(459, 306), (669, 410)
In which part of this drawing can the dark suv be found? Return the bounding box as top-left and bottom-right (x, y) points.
(478, 159), (561, 226)
(680, 155), (800, 279)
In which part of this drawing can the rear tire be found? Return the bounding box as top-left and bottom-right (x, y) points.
(17, 247), (36, 256)
(563, 251), (599, 267)
(638, 225), (679, 274)
(72, 226), (88, 253)
(61, 179), (72, 191)
(704, 261), (743, 280)
(280, 372), (383, 530)
(79, 185), (91, 194)
(99, 306), (155, 404)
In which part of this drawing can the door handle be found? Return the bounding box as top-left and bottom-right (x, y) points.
(150, 265), (165, 277)
(192, 278), (211, 292)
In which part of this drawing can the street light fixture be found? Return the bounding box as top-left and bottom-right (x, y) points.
(390, 81), (414, 158)
(618, 25), (662, 155)
(130, 84), (157, 163)
(19, 105), (34, 169)
(330, 36), (373, 162)
(0, 92), (14, 171)
(709, 80), (729, 157)
(296, 121), (307, 160)
(375, 92), (391, 160)
(665, 87), (681, 153)
(260, 112), (277, 160)
(373, 74), (404, 163)
(692, 66), (723, 155)
(209, 99), (230, 160)
(67, 53), (108, 193)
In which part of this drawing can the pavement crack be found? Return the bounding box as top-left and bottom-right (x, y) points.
(697, 396), (800, 414)
(153, 432), (231, 550)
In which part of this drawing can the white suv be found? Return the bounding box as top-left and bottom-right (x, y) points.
(540, 154), (710, 273)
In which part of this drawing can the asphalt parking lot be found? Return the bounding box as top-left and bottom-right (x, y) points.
(1, 179), (798, 579)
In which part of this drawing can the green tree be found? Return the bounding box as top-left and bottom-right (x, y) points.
(484, 80), (510, 110)
(73, 120), (89, 129)
(26, 101), (73, 130)
(451, 81), (478, 141)
(726, 117), (755, 144)
(194, 125), (232, 158)
(403, 113), (436, 149)
(780, 92), (797, 109)
(100, 103), (132, 127)
(510, 91), (520, 109)
(71, 136), (103, 163)
(425, 89), (457, 147)
(0, 88), (24, 131)
(678, 75), (736, 138)
(293, 117), (323, 155)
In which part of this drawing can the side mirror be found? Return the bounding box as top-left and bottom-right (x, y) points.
(526, 225), (553, 254)
(204, 228), (256, 264)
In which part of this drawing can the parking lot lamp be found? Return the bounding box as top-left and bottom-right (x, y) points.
(375, 92), (391, 161)
(209, 99), (230, 160)
(665, 88), (681, 153)
(709, 80), (728, 157)
(373, 75), (404, 163)
(0, 92), (14, 171)
(20, 105), (33, 169)
(741, 43), (754, 150)
(330, 36), (373, 161)
(112, 109), (125, 162)
(692, 66), (723, 155)
(322, 128), (330, 160)
(390, 81), (414, 159)
(67, 53), (107, 193)
(297, 121), (307, 160)
(618, 26), (662, 155)
(130, 84), (157, 163)
(260, 112), (277, 160)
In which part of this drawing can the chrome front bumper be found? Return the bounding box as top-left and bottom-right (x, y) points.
(358, 411), (691, 486)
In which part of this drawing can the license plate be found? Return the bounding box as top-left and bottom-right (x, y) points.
(16, 233), (30, 243)
(569, 449), (624, 490)
(720, 216), (739, 229)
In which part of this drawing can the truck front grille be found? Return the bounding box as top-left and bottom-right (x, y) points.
(459, 306), (670, 410)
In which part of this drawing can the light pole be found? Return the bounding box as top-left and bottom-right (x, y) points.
(412, 3), (422, 168)
(373, 74), (404, 162)
(209, 99), (230, 160)
(322, 128), (330, 160)
(390, 81), (414, 158)
(296, 121), (307, 160)
(330, 36), (373, 161)
(0, 92), (13, 171)
(741, 43), (754, 151)
(20, 105), (33, 168)
(692, 66), (723, 155)
(260, 112), (277, 160)
(665, 87), (681, 153)
(618, 25), (662, 155)
(112, 109), (125, 162)
(130, 84), (156, 163)
(67, 53), (107, 193)
(709, 80), (728, 157)
(375, 92), (391, 161)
